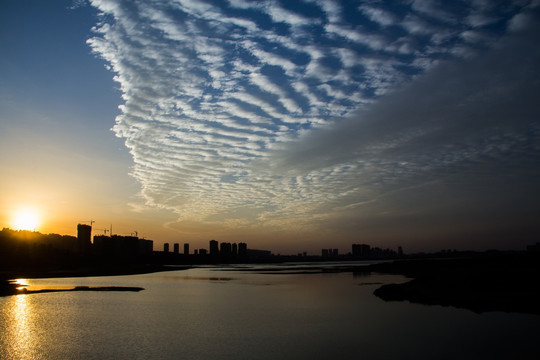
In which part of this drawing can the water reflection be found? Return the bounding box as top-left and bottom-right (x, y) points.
(1, 268), (538, 359)
(1, 286), (35, 360)
(13, 295), (32, 355)
(14, 278), (29, 291)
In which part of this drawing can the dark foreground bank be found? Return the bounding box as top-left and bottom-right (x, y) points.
(367, 252), (540, 315)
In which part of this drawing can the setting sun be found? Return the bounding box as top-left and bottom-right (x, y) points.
(12, 208), (41, 231)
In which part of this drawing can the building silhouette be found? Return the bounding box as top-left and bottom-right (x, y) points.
(209, 240), (219, 256)
(77, 224), (92, 254)
(173, 243), (179, 254)
(238, 242), (247, 258)
(164, 243), (170, 253)
(93, 234), (153, 261)
(321, 248), (339, 258)
(184, 243), (189, 255)
(220, 242), (232, 255)
(352, 244), (371, 258)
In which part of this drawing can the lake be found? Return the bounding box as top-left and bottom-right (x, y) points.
(1, 262), (538, 359)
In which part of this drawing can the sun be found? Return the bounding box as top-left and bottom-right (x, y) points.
(12, 207), (41, 231)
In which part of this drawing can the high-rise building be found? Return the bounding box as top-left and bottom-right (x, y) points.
(77, 224), (92, 254)
(220, 242), (232, 255)
(184, 243), (189, 255)
(352, 244), (371, 258)
(164, 243), (170, 253)
(238, 242), (247, 257)
(93, 234), (153, 259)
(352, 244), (360, 257)
(173, 243), (179, 254)
(209, 240), (219, 255)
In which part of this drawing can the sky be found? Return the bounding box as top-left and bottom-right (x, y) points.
(1, 0), (539, 254)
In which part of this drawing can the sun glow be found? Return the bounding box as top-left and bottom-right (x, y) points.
(12, 207), (41, 231)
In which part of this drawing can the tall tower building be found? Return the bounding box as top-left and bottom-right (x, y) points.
(220, 242), (232, 255)
(238, 242), (247, 257)
(77, 224), (92, 254)
(209, 240), (219, 255)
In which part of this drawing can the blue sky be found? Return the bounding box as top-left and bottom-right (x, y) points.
(1, 0), (539, 253)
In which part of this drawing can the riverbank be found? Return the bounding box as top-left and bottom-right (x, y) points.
(0, 263), (190, 280)
(0, 263), (190, 296)
(367, 252), (540, 315)
(0, 282), (145, 296)
(3, 253), (539, 316)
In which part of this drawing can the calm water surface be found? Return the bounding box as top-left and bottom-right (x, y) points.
(1, 263), (538, 359)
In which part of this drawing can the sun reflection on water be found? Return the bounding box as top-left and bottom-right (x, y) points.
(0, 289), (35, 359)
(13, 295), (33, 357)
(14, 278), (30, 291)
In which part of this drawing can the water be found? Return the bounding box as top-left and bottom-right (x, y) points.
(1, 263), (538, 359)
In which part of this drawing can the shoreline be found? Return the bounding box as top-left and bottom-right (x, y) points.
(0, 263), (190, 281)
(2, 254), (539, 316)
(366, 253), (540, 315)
(0, 264), (189, 297)
(4, 285), (145, 297)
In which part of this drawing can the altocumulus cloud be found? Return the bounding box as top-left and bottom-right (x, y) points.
(87, 0), (540, 244)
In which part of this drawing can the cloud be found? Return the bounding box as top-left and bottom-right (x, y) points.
(325, 23), (389, 50)
(265, 2), (314, 27)
(262, 9), (540, 240)
(268, 12), (540, 174)
(359, 5), (399, 27)
(409, 0), (459, 24)
(87, 0), (539, 242)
